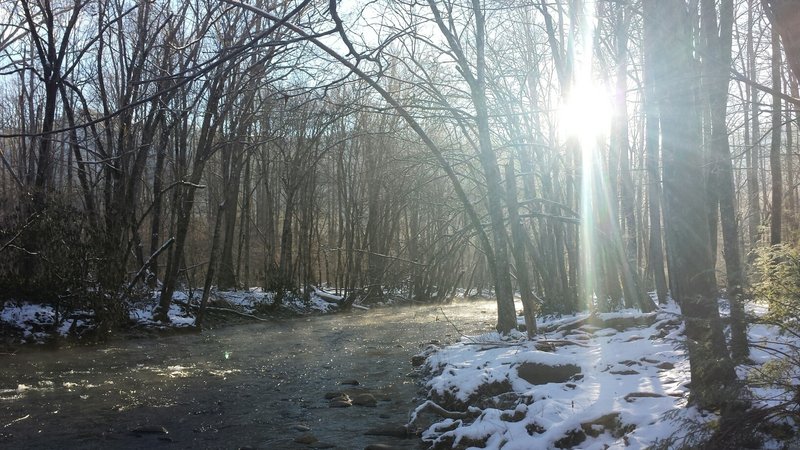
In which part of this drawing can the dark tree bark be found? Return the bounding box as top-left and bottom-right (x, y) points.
(700, 0), (749, 360)
(645, 0), (737, 409)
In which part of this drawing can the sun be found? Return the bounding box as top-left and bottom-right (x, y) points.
(557, 81), (614, 145)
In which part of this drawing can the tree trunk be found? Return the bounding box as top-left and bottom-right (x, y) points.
(770, 28), (783, 245)
(645, 0), (737, 409)
(746, 2), (762, 254)
(701, 0), (749, 360)
(506, 164), (537, 337)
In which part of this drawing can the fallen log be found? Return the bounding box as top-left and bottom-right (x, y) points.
(172, 299), (270, 322)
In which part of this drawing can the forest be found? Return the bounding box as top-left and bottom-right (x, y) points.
(1, 0), (800, 448)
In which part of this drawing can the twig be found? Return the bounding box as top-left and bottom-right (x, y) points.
(439, 307), (477, 343)
(4, 414), (30, 428)
(126, 237), (175, 292)
(0, 213), (40, 253)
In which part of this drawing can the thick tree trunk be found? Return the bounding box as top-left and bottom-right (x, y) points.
(645, 0), (737, 409)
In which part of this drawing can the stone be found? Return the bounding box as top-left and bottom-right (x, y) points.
(340, 379), (360, 386)
(517, 362), (581, 385)
(294, 424), (312, 432)
(131, 425), (168, 435)
(352, 393), (377, 407)
(579, 412), (635, 439)
(410, 355), (426, 367)
(656, 362), (675, 370)
(609, 369), (639, 376)
(308, 442), (335, 449)
(329, 394), (352, 407)
(294, 433), (318, 444)
(324, 391), (343, 399)
(623, 392), (665, 402)
(365, 445), (404, 450)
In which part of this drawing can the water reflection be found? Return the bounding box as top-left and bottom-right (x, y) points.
(1, 299), (498, 449)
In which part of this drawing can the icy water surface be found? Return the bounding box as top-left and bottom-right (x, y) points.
(0, 299), (498, 449)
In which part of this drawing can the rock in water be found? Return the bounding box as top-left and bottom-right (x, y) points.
(340, 379), (360, 386)
(329, 394), (352, 408)
(131, 425), (168, 435)
(294, 433), (318, 444)
(353, 393), (377, 407)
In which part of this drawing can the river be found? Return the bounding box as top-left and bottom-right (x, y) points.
(0, 299), (498, 449)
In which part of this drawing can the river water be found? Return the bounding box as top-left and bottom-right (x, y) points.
(0, 299), (498, 449)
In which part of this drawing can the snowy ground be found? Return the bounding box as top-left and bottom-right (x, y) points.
(1, 287), (343, 345)
(411, 301), (799, 449)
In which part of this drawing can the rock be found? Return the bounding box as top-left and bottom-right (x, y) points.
(308, 442), (335, 449)
(657, 362), (675, 370)
(329, 394), (352, 407)
(294, 424), (312, 432)
(517, 362), (581, 385)
(609, 369), (639, 375)
(131, 425), (168, 435)
(579, 412), (635, 438)
(410, 354), (426, 367)
(623, 392), (665, 402)
(324, 391), (343, 399)
(340, 379), (360, 386)
(365, 445), (405, 450)
(352, 393), (377, 407)
(294, 433), (318, 444)
(555, 429), (586, 448)
(500, 409), (526, 422)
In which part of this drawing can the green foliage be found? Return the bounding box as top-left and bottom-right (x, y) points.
(0, 196), (127, 332)
(753, 244), (800, 328)
(744, 243), (800, 447)
(0, 199), (97, 300)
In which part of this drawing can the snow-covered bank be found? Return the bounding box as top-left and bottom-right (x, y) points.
(411, 302), (799, 449)
(1, 287), (344, 346)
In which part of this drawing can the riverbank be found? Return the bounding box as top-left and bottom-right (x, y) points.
(410, 300), (798, 449)
(0, 287), (347, 351)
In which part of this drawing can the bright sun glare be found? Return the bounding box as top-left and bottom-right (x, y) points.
(557, 82), (613, 144)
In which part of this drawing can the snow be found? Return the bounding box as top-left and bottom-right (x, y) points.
(413, 300), (799, 449)
(1, 286), (343, 344)
(3, 290), (798, 447)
